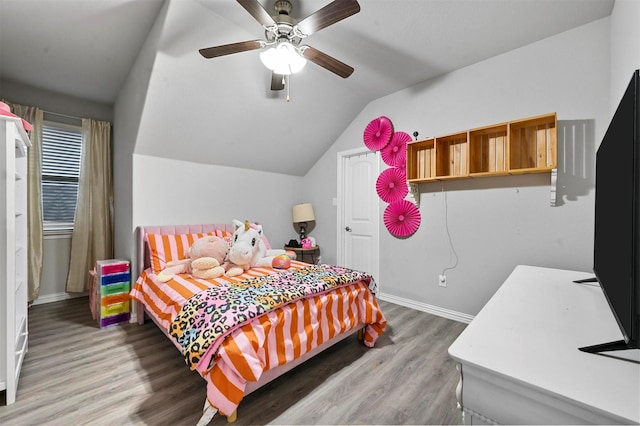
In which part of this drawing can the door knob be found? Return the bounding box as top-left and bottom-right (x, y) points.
(345, 226), (352, 232)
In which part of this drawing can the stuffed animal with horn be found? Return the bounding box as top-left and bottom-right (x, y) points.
(224, 219), (287, 277)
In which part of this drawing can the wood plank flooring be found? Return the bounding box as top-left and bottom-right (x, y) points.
(0, 297), (466, 425)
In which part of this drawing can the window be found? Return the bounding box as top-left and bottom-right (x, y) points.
(41, 122), (82, 232)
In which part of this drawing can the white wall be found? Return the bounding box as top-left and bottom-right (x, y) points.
(610, 0), (640, 109)
(113, 0), (168, 268)
(131, 154), (303, 273)
(35, 236), (73, 304)
(0, 78), (113, 123)
(304, 17), (611, 317)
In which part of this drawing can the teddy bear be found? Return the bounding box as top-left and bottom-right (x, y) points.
(157, 235), (228, 282)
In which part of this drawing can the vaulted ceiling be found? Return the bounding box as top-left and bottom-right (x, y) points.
(0, 0), (615, 175)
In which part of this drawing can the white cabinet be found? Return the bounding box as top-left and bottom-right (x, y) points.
(448, 265), (640, 425)
(1, 117), (31, 405)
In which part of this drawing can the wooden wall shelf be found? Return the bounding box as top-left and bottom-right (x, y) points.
(407, 113), (557, 183)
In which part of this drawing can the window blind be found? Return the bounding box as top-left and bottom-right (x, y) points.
(42, 124), (82, 229)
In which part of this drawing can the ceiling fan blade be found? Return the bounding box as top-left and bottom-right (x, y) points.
(301, 46), (354, 78)
(236, 0), (276, 28)
(271, 72), (285, 91)
(296, 0), (360, 36)
(199, 40), (263, 58)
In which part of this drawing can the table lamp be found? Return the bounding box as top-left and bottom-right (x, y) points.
(292, 203), (315, 242)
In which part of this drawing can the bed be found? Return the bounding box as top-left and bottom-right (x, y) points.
(130, 223), (387, 424)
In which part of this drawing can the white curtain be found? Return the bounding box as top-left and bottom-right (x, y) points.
(65, 118), (113, 292)
(7, 103), (44, 302)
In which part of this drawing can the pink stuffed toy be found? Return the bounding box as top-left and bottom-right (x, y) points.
(157, 236), (228, 282)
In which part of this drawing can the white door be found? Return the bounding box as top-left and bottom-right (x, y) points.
(337, 148), (379, 283)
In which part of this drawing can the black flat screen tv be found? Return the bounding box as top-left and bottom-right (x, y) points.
(579, 69), (640, 354)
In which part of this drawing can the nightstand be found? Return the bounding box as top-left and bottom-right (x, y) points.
(284, 246), (320, 264)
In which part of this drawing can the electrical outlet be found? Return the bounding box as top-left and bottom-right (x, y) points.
(439, 274), (447, 287)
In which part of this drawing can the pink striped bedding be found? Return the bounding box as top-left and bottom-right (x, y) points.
(131, 258), (386, 417)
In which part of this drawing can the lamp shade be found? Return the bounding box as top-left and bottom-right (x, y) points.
(292, 203), (315, 223)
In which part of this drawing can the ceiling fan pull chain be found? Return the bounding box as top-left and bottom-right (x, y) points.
(286, 74), (291, 102)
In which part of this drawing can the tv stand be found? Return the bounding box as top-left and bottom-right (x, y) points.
(573, 276), (598, 283)
(449, 265), (640, 425)
(580, 339), (639, 355)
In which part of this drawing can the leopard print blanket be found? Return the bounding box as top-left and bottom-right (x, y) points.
(169, 264), (375, 371)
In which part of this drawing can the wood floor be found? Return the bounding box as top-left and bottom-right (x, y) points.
(0, 297), (466, 425)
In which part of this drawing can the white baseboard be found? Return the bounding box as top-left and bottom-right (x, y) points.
(32, 291), (88, 306)
(378, 292), (474, 324)
(33, 290), (474, 325)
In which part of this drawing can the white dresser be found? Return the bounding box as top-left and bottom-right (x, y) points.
(1, 117), (31, 405)
(449, 265), (640, 425)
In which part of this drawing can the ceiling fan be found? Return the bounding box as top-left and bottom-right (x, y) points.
(199, 0), (360, 91)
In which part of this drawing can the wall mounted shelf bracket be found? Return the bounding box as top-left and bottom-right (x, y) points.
(407, 182), (420, 207)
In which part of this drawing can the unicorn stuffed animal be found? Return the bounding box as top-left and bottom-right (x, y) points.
(224, 219), (286, 277)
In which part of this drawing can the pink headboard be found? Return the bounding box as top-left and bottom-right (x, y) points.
(135, 224), (233, 277)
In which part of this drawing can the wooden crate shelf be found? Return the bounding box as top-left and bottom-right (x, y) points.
(406, 112), (557, 183)
(407, 139), (436, 181)
(469, 123), (508, 175)
(509, 114), (557, 172)
(436, 132), (468, 178)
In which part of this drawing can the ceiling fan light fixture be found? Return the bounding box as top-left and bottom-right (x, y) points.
(259, 41), (306, 75)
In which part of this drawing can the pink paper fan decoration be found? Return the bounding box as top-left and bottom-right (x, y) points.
(384, 199), (421, 238)
(382, 131), (411, 167)
(363, 116), (393, 151)
(376, 167), (408, 203)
